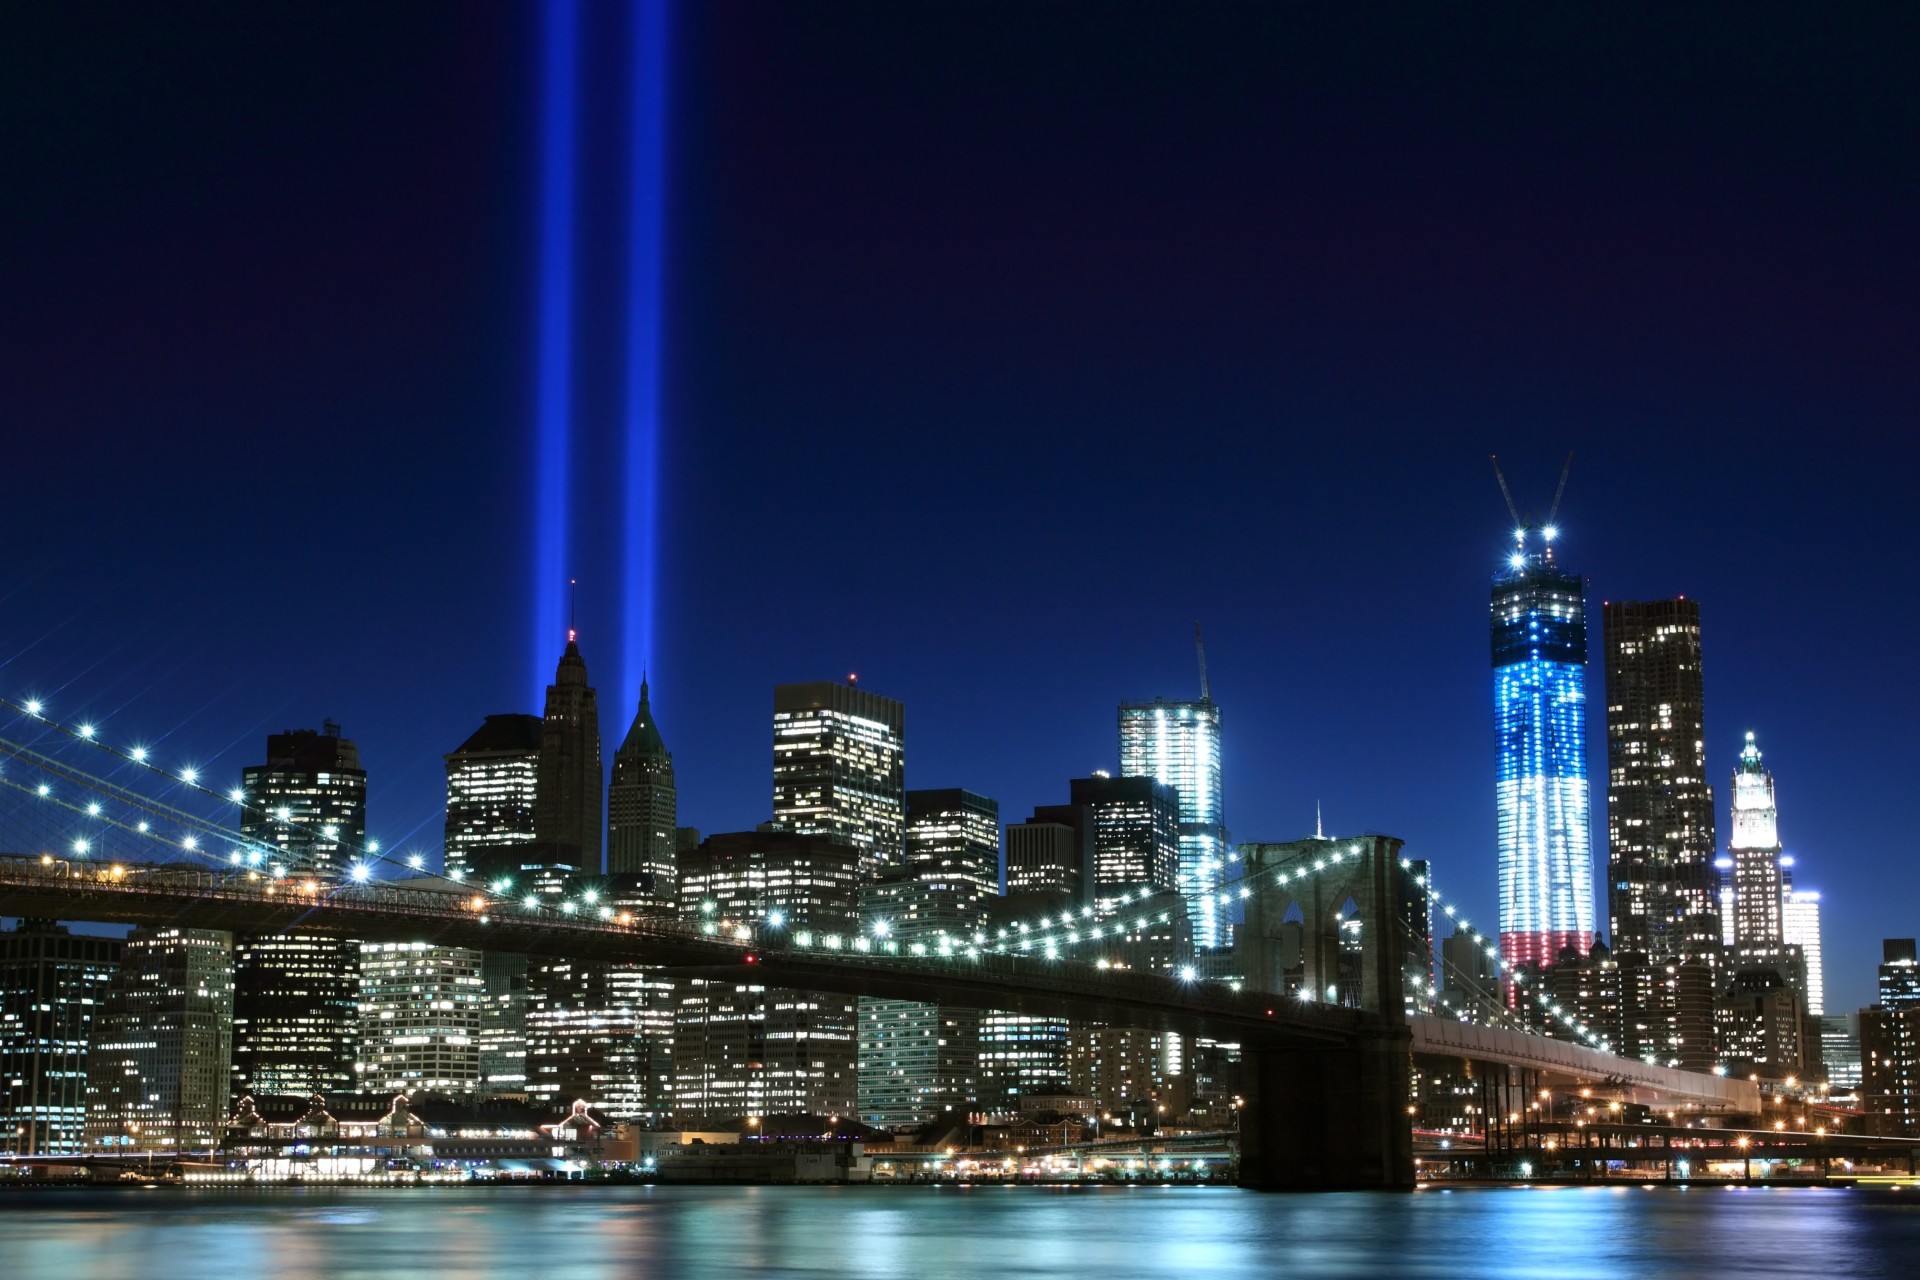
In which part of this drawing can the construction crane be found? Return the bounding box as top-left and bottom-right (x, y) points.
(1489, 454), (1523, 533)
(1195, 622), (1211, 702)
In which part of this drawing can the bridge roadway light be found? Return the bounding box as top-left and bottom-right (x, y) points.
(349, 863), (371, 884)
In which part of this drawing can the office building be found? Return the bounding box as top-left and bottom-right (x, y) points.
(1, 921), (122, 1155)
(672, 829), (862, 1124)
(443, 713), (543, 883)
(1120, 690), (1228, 949)
(607, 676), (677, 911)
(1879, 939), (1920, 1010)
(1073, 774), (1180, 915)
(356, 942), (484, 1096)
(232, 724), (365, 1099)
(526, 956), (675, 1121)
(1004, 809), (1091, 899)
(1492, 524), (1594, 971)
(856, 790), (997, 1128)
(1861, 1006), (1920, 1136)
(1728, 732), (1785, 946)
(536, 633), (603, 871)
(478, 951), (530, 1098)
(84, 926), (233, 1151)
(1602, 598), (1721, 959)
(1783, 887), (1825, 1016)
(771, 680), (905, 877)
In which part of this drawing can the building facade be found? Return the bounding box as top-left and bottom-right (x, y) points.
(606, 676), (677, 912)
(1492, 527), (1594, 972)
(356, 942), (484, 1096)
(232, 724), (366, 1098)
(1728, 732), (1785, 947)
(1, 921), (122, 1155)
(1602, 598), (1720, 959)
(84, 926), (233, 1151)
(771, 681), (905, 877)
(1119, 695), (1228, 949)
(443, 713), (543, 883)
(1073, 774), (1180, 916)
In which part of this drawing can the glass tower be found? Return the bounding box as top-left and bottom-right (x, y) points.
(1492, 528), (1593, 972)
(1118, 698), (1226, 949)
(772, 681), (905, 877)
(443, 713), (543, 883)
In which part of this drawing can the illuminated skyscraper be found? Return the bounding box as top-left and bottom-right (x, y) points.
(1603, 598), (1719, 959)
(858, 790), (997, 1128)
(1, 921), (122, 1155)
(84, 926), (233, 1151)
(444, 713), (544, 883)
(1783, 889), (1825, 1017)
(671, 830), (863, 1123)
(606, 676), (677, 910)
(1119, 696), (1227, 949)
(1728, 732), (1784, 946)
(1492, 525), (1593, 972)
(772, 681), (905, 876)
(536, 634), (603, 872)
(232, 724), (365, 1098)
(1073, 774), (1180, 916)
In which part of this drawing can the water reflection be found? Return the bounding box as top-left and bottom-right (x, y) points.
(1, 1184), (1917, 1279)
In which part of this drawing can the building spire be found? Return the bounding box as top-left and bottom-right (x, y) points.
(567, 578), (578, 645)
(1195, 621), (1211, 702)
(1315, 799), (1324, 840)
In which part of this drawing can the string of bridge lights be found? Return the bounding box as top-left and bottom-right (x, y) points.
(1405, 858), (1611, 1051)
(1, 694), (427, 876)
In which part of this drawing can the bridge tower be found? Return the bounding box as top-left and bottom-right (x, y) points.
(1235, 833), (1417, 1190)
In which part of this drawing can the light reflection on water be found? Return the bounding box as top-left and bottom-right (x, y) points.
(2, 1184), (1917, 1279)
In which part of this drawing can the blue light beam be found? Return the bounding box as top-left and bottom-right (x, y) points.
(622, 0), (672, 714)
(532, 0), (582, 704)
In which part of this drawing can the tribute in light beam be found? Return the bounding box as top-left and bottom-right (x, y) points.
(621, 0), (672, 712)
(531, 0), (582, 704)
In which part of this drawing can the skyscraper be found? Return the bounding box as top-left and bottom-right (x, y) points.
(857, 790), (998, 1128)
(536, 634), (603, 872)
(444, 713), (544, 883)
(607, 676), (677, 910)
(1072, 774), (1181, 915)
(232, 724), (366, 1098)
(1602, 598), (1720, 960)
(1728, 732), (1784, 946)
(1783, 887), (1825, 1017)
(672, 829), (863, 1123)
(1119, 693), (1227, 949)
(1, 920), (122, 1155)
(84, 926), (233, 1151)
(1004, 808), (1092, 899)
(772, 680), (905, 876)
(1492, 524), (1593, 972)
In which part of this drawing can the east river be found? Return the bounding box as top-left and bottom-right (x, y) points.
(3, 1184), (1917, 1277)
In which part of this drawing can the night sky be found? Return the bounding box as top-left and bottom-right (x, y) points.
(3, 4), (1916, 1012)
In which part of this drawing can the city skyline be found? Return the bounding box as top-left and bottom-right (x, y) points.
(3, 4), (1915, 1026)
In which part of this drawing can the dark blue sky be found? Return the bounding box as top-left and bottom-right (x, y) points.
(2, 3), (1915, 1012)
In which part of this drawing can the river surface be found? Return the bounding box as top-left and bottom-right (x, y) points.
(2, 1184), (1916, 1277)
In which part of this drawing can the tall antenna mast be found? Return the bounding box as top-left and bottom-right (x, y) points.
(1194, 622), (1211, 702)
(1489, 455), (1523, 531)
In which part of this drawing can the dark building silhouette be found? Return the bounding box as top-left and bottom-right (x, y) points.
(607, 676), (676, 911)
(0, 920), (122, 1154)
(536, 634), (602, 873)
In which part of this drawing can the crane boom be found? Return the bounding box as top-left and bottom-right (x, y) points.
(1195, 622), (1211, 702)
(1546, 451), (1574, 528)
(1489, 454), (1523, 529)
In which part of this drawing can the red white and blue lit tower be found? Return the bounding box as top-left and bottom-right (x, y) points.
(1492, 522), (1594, 973)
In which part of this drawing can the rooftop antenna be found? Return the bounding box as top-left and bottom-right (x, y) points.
(1316, 800), (1324, 840)
(1194, 622), (1211, 702)
(1489, 454), (1523, 534)
(568, 578), (578, 643)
